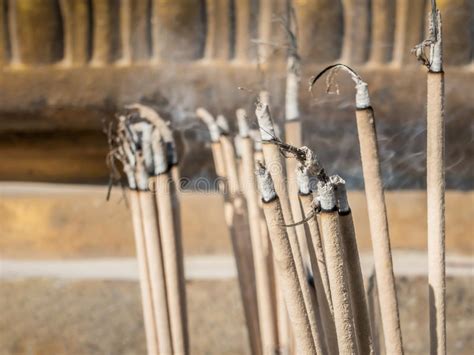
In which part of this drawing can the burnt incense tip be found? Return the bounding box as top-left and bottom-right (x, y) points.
(355, 80), (371, 109)
(234, 136), (242, 158)
(249, 129), (262, 151)
(430, 10), (443, 72)
(317, 180), (337, 212)
(286, 55), (300, 121)
(151, 129), (168, 176)
(330, 175), (350, 214)
(196, 108), (221, 142)
(236, 109), (250, 138)
(297, 164), (311, 195)
(216, 115), (230, 135)
(259, 90), (270, 106)
(256, 162), (277, 202)
(255, 102), (275, 142)
(135, 153), (150, 191)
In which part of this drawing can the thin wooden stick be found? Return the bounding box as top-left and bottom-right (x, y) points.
(256, 164), (316, 355)
(311, 64), (404, 354)
(139, 188), (173, 354)
(198, 108), (262, 355)
(129, 189), (160, 355)
(355, 106), (403, 354)
(256, 103), (325, 353)
(332, 175), (374, 355)
(238, 109), (278, 354)
(254, 99), (292, 354)
(196, 108), (226, 178)
(317, 179), (357, 355)
(413, 4), (446, 353)
(297, 167), (339, 355)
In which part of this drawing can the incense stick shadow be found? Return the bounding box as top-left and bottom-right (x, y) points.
(429, 285), (438, 353)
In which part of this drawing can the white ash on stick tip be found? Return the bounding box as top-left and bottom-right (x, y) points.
(429, 9), (443, 72)
(286, 55), (300, 121)
(259, 90), (270, 106)
(234, 135), (242, 158)
(296, 164), (311, 195)
(256, 162), (277, 203)
(236, 108), (250, 138)
(310, 64), (371, 110)
(196, 108), (221, 142)
(330, 175), (350, 214)
(355, 80), (371, 110)
(249, 129), (262, 151)
(255, 102), (276, 142)
(151, 130), (169, 176)
(216, 115), (230, 135)
(317, 180), (337, 212)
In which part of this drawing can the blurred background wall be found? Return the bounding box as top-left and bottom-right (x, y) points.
(0, 0), (472, 188)
(0, 1), (472, 354)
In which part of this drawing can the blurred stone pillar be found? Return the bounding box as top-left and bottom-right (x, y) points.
(0, 0), (7, 65)
(8, 0), (63, 66)
(59, 0), (90, 66)
(294, 0), (343, 63)
(437, 0), (472, 66)
(340, 0), (370, 64)
(152, 0), (205, 62)
(392, 0), (426, 66)
(91, 0), (119, 66)
(368, 0), (395, 65)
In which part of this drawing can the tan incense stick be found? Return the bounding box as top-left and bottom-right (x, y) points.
(138, 188), (173, 354)
(257, 164), (316, 355)
(311, 65), (404, 354)
(413, 4), (446, 353)
(129, 189), (159, 355)
(155, 171), (188, 355)
(332, 175), (374, 355)
(198, 108), (262, 355)
(238, 109), (278, 354)
(256, 103), (325, 353)
(297, 167), (338, 355)
(317, 179), (357, 355)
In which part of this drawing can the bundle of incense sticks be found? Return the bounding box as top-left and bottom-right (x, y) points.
(106, 3), (446, 354)
(109, 104), (188, 355)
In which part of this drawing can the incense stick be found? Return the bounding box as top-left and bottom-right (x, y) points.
(198, 108), (262, 355)
(297, 166), (339, 355)
(238, 109), (278, 354)
(413, 3), (446, 353)
(196, 108), (226, 178)
(257, 164), (316, 355)
(139, 186), (173, 354)
(317, 179), (357, 354)
(311, 64), (404, 354)
(255, 102), (325, 353)
(332, 175), (374, 355)
(128, 189), (159, 355)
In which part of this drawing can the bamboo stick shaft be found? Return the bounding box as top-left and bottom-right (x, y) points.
(285, 121), (311, 268)
(299, 193), (338, 355)
(220, 135), (262, 355)
(355, 107), (403, 354)
(138, 191), (173, 354)
(129, 190), (159, 355)
(211, 141), (227, 178)
(261, 143), (324, 353)
(427, 71), (446, 355)
(241, 138), (278, 353)
(339, 211), (374, 355)
(262, 197), (316, 355)
(155, 173), (188, 355)
(319, 210), (358, 354)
